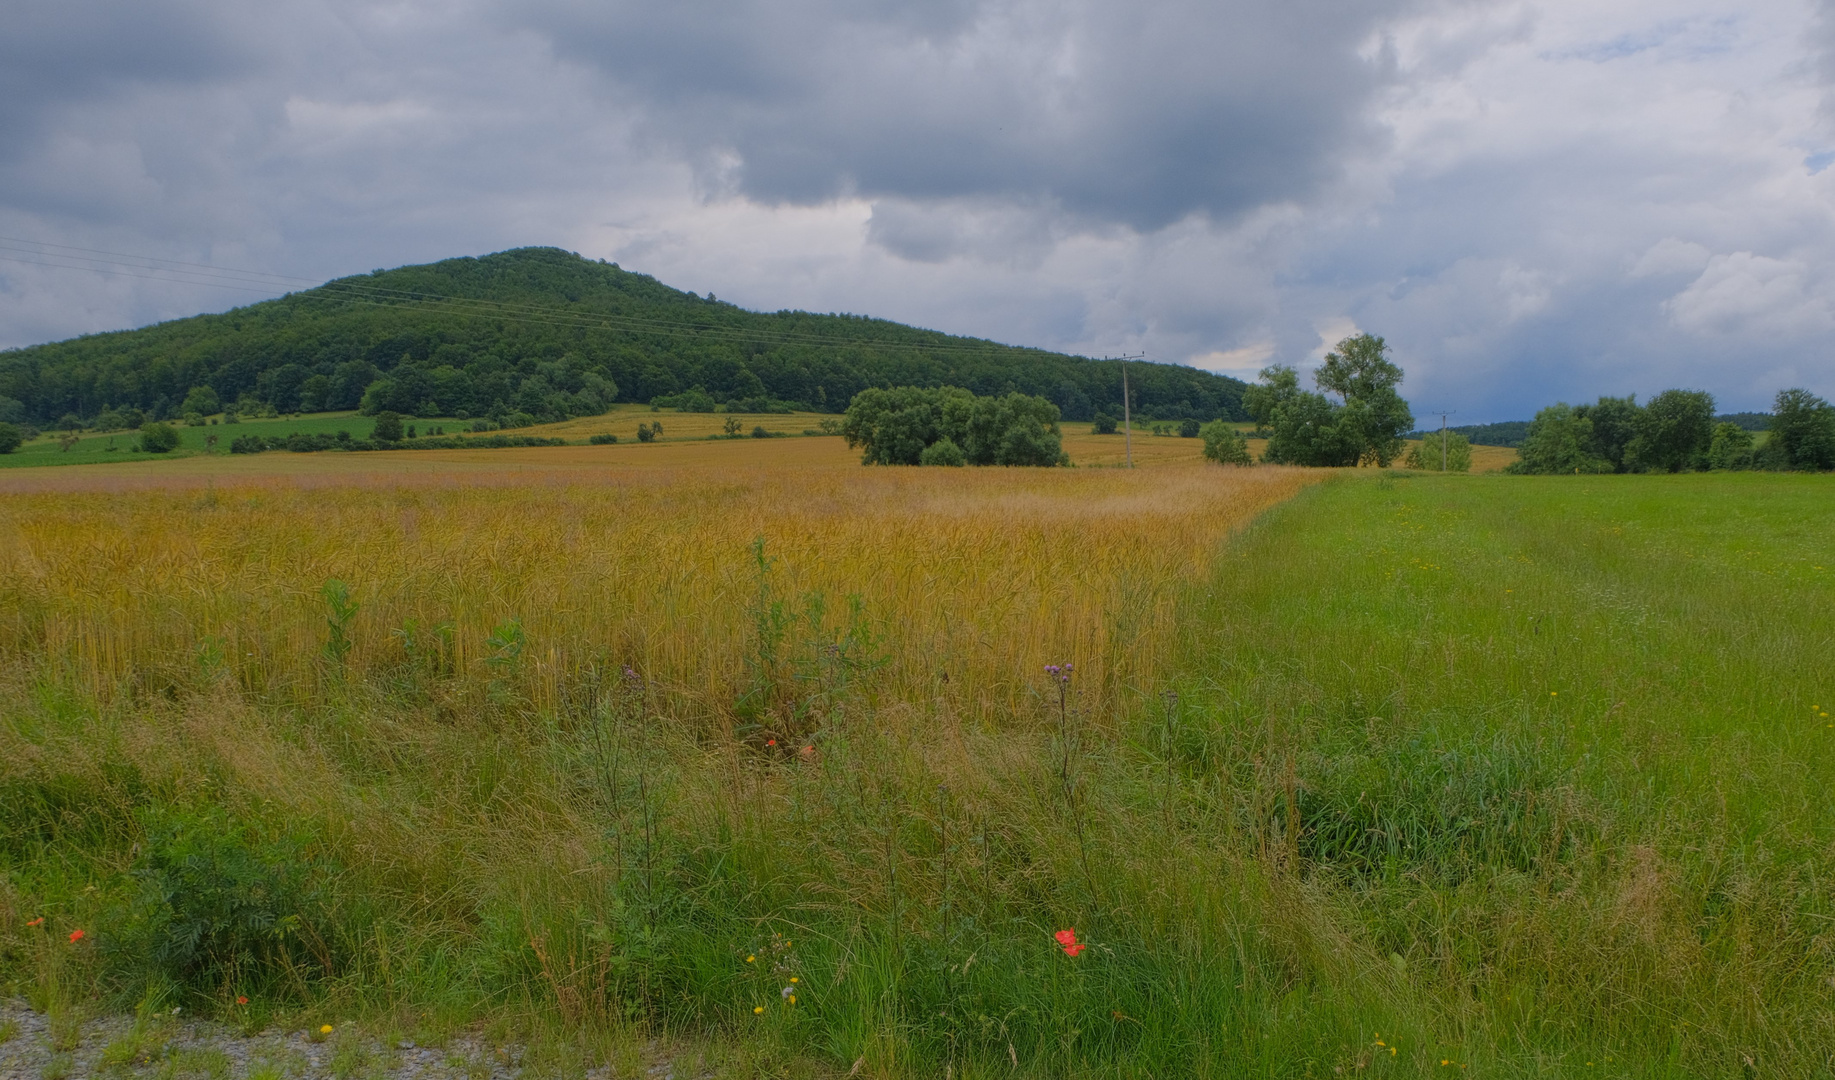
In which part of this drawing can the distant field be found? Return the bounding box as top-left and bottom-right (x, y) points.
(4, 405), (1524, 474)
(0, 412), (409, 469)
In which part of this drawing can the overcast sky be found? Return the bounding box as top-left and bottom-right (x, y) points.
(3, 0), (1832, 419)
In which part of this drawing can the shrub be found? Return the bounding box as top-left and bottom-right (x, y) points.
(124, 807), (333, 998)
(139, 422), (181, 453)
(918, 437), (967, 466)
(636, 423), (656, 443)
(229, 435), (270, 454)
(0, 422), (21, 454)
(1199, 420), (1252, 465)
(1092, 411), (1118, 434)
(589, 433), (619, 445)
(1178, 417), (1201, 438)
(751, 425), (771, 438)
(1404, 430), (1472, 472)
(651, 387), (718, 412)
(370, 411), (404, 443)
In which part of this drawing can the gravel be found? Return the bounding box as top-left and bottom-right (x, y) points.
(0, 999), (658, 1080)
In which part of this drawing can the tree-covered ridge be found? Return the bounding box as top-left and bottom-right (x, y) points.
(0, 247), (1246, 427)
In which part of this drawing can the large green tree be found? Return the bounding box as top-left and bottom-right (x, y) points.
(1573, 395), (1642, 472)
(1243, 333), (1412, 467)
(1768, 388), (1835, 470)
(1627, 389), (1715, 473)
(1245, 366), (1355, 467)
(1506, 404), (1613, 474)
(1315, 334), (1413, 466)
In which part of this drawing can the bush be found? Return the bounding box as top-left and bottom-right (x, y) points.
(0, 422), (21, 454)
(1178, 417), (1201, 438)
(918, 437), (967, 466)
(1199, 420), (1252, 465)
(139, 422), (181, 453)
(229, 435), (270, 454)
(636, 423), (656, 443)
(589, 433), (619, 445)
(370, 411), (404, 443)
(1092, 411), (1118, 434)
(751, 425), (771, 438)
(1404, 430), (1472, 472)
(651, 387), (718, 412)
(125, 807), (332, 997)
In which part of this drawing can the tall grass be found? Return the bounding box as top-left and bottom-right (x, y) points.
(2, 464), (1831, 1077)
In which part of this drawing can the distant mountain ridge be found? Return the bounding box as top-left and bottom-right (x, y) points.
(0, 247), (1247, 427)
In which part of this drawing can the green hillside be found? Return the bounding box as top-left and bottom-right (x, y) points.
(0, 247), (1245, 428)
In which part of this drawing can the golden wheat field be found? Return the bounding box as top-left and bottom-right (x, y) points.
(0, 451), (1316, 729)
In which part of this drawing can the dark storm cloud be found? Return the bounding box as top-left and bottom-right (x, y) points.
(0, 2), (261, 154)
(507, 0), (1411, 233)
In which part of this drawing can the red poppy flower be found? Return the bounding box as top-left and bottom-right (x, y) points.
(68, 929), (85, 943)
(26, 917), (44, 927)
(767, 739), (776, 747)
(237, 996), (249, 1005)
(1054, 929), (1084, 956)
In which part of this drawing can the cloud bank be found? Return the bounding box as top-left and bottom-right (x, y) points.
(2, 0), (1831, 419)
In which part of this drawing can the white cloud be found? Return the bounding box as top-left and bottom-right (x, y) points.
(1631, 237), (1714, 277)
(1664, 251), (1835, 336)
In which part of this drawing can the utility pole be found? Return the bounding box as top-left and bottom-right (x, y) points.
(1108, 353), (1146, 468)
(1432, 410), (1456, 471)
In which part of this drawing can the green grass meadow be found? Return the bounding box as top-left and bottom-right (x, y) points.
(2, 471), (1831, 1077)
(0, 413), (380, 468)
(0, 413), (485, 468)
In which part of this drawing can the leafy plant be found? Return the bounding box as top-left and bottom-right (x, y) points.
(125, 806), (332, 998)
(485, 619), (525, 669)
(139, 422), (181, 454)
(320, 579), (359, 664)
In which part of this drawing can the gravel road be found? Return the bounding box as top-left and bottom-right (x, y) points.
(0, 999), (665, 1080)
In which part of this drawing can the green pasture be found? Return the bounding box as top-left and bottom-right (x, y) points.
(2, 471), (1830, 1078)
(0, 412), (473, 468)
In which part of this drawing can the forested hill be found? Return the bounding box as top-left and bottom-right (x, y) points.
(0, 247), (1246, 427)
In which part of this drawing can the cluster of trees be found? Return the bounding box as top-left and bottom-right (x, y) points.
(840, 386), (1067, 467)
(1510, 388), (1835, 473)
(0, 248), (1248, 430)
(1243, 334), (1415, 466)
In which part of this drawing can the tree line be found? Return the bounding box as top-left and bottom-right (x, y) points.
(0, 247), (1247, 432)
(1509, 388), (1835, 473)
